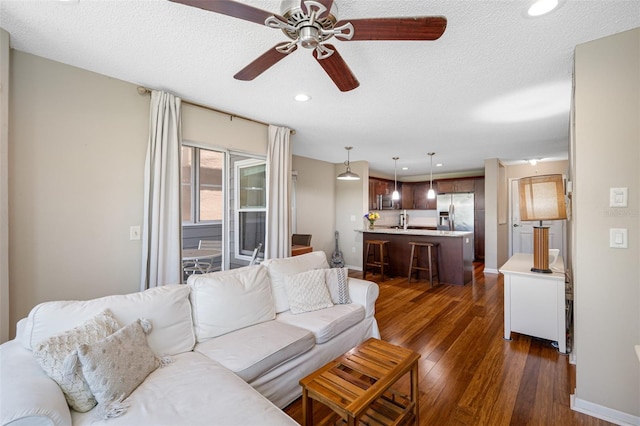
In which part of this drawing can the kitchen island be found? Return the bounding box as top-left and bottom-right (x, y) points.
(358, 228), (474, 285)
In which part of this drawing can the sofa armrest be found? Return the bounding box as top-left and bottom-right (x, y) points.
(0, 340), (72, 426)
(347, 278), (379, 318)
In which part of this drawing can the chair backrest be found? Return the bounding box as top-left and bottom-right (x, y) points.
(250, 243), (263, 265)
(199, 240), (222, 250)
(292, 234), (312, 246)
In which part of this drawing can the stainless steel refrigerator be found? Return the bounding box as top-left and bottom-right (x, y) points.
(437, 193), (474, 233)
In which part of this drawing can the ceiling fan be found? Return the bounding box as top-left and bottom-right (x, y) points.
(170, 0), (447, 92)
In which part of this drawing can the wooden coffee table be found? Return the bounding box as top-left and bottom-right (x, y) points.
(300, 338), (420, 426)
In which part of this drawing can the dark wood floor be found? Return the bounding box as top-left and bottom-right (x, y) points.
(284, 262), (612, 425)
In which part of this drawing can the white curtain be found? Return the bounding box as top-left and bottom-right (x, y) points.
(265, 125), (292, 259)
(140, 91), (182, 290)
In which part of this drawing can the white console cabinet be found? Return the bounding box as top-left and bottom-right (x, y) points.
(500, 253), (566, 353)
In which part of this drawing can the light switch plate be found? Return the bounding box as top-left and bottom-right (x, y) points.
(610, 228), (628, 248)
(610, 187), (628, 207)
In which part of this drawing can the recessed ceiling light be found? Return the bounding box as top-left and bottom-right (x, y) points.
(436, 163), (443, 167)
(294, 93), (311, 102)
(401, 167), (409, 170)
(528, 159), (539, 165)
(527, 0), (558, 16)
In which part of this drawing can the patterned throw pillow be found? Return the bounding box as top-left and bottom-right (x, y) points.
(76, 318), (159, 414)
(324, 267), (351, 304)
(32, 310), (120, 412)
(284, 269), (334, 314)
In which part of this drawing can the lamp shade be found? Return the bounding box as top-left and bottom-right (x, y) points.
(518, 174), (567, 221)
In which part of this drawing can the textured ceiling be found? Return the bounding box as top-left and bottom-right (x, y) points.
(1, 0), (639, 179)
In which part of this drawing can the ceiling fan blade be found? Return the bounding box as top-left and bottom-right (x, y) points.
(301, 0), (334, 19)
(313, 44), (359, 92)
(170, 0), (285, 26)
(335, 16), (447, 41)
(234, 44), (298, 81)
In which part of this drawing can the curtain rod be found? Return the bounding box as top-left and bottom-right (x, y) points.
(137, 86), (295, 135)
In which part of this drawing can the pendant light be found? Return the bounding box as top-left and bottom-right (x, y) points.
(427, 152), (436, 199)
(391, 157), (400, 200)
(337, 146), (360, 180)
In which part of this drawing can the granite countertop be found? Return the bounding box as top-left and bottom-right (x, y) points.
(356, 228), (472, 237)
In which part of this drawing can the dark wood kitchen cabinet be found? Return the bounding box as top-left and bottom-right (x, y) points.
(368, 177), (397, 210)
(412, 182), (437, 210)
(401, 183), (414, 210)
(437, 178), (476, 193)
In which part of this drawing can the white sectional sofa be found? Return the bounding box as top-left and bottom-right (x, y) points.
(0, 251), (380, 426)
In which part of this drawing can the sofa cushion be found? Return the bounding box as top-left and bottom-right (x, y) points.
(324, 267), (351, 304)
(77, 319), (159, 414)
(194, 320), (315, 382)
(70, 352), (299, 426)
(188, 265), (275, 341)
(23, 285), (195, 357)
(32, 309), (120, 413)
(276, 304), (366, 344)
(285, 269), (334, 314)
(261, 251), (330, 313)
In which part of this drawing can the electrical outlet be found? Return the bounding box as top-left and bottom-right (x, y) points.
(130, 225), (141, 241)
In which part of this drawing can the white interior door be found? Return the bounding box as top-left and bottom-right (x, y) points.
(510, 179), (565, 258)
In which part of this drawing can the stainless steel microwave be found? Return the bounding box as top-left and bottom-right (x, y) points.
(377, 194), (395, 209)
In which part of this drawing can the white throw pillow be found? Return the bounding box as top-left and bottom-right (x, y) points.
(76, 319), (160, 419)
(32, 310), (120, 412)
(284, 269), (334, 314)
(262, 251), (330, 313)
(324, 267), (351, 304)
(188, 265), (275, 341)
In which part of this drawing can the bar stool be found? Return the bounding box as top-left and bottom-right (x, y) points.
(363, 240), (391, 280)
(408, 242), (440, 287)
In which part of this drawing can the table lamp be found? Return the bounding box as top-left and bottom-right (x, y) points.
(518, 174), (567, 273)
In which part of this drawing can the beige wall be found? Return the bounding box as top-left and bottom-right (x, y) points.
(506, 160), (568, 179)
(335, 160), (369, 269)
(292, 155), (335, 257)
(484, 158), (509, 273)
(182, 103), (267, 153)
(7, 52), (270, 338)
(8, 52), (148, 337)
(0, 29), (9, 343)
(573, 28), (639, 420)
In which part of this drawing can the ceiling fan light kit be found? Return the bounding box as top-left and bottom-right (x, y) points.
(171, 0), (446, 92)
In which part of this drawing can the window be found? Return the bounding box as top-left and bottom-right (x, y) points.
(181, 146), (224, 224)
(235, 159), (266, 259)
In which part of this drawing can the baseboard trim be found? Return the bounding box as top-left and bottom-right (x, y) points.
(571, 394), (640, 426)
(483, 268), (499, 274)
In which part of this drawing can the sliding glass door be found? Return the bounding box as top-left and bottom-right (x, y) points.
(181, 145), (265, 277)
